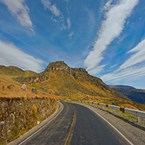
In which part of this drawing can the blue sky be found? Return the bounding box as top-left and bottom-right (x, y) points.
(0, 0), (145, 89)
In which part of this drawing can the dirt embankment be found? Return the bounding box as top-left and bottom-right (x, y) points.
(0, 97), (57, 144)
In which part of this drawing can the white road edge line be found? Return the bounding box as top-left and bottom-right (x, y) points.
(18, 102), (64, 145)
(85, 105), (134, 145)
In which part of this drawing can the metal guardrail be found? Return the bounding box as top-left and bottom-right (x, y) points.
(99, 103), (106, 106)
(125, 108), (145, 118)
(81, 101), (145, 119)
(108, 104), (120, 111)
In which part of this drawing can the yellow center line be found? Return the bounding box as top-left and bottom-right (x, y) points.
(64, 111), (76, 145)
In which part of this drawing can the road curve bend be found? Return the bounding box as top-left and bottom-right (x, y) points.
(18, 102), (131, 145)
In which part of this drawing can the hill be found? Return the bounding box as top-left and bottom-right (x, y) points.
(0, 65), (37, 76)
(110, 85), (145, 104)
(16, 61), (124, 99)
(1, 61), (144, 110)
(0, 65), (59, 100)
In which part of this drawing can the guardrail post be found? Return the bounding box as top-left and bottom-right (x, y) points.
(120, 107), (125, 113)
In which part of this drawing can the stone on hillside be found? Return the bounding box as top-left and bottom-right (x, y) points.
(21, 84), (27, 90)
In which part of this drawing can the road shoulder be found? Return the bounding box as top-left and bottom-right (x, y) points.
(76, 102), (145, 145)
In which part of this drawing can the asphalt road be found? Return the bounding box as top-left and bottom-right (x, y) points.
(20, 102), (129, 145)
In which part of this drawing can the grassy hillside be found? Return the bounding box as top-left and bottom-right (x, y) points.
(0, 66), (24, 76)
(0, 61), (145, 110)
(0, 74), (61, 100)
(16, 61), (123, 99)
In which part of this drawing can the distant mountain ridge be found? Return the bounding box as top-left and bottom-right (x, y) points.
(110, 85), (145, 104)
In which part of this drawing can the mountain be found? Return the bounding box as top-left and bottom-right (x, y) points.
(15, 61), (135, 106)
(110, 85), (145, 104)
(16, 61), (123, 98)
(1, 61), (144, 109)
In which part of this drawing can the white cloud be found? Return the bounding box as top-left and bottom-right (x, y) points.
(119, 39), (145, 70)
(84, 0), (138, 74)
(41, 0), (60, 17)
(101, 39), (145, 82)
(0, 40), (43, 72)
(1, 0), (33, 30)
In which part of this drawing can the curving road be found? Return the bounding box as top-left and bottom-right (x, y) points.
(19, 102), (130, 145)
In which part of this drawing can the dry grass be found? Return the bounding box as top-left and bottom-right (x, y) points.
(0, 75), (61, 100)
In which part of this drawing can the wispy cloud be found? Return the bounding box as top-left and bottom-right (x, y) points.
(102, 66), (145, 82)
(68, 32), (74, 39)
(1, 0), (33, 30)
(85, 8), (96, 34)
(84, 0), (138, 74)
(119, 39), (145, 70)
(0, 40), (43, 72)
(41, 0), (61, 17)
(67, 18), (71, 29)
(41, 0), (72, 30)
(102, 39), (145, 82)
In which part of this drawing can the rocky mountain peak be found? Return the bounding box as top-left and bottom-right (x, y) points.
(45, 61), (70, 72)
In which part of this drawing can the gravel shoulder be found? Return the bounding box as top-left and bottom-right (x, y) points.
(77, 103), (145, 145)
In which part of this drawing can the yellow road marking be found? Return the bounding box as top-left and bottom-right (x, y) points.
(64, 111), (76, 145)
